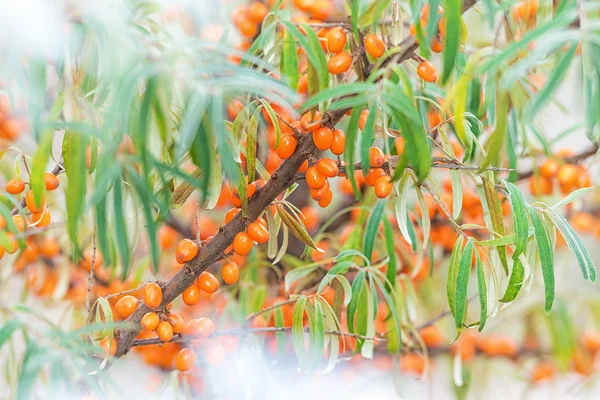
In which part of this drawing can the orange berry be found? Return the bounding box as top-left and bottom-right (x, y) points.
(298, 160), (309, 173)
(248, 220), (269, 244)
(176, 239), (199, 264)
(308, 0), (332, 20)
(276, 134), (297, 159)
(239, 18), (259, 37)
(297, 74), (309, 94)
(369, 147), (386, 167)
(176, 348), (196, 372)
(364, 34), (385, 58)
(144, 282), (163, 309)
(197, 271), (220, 294)
(419, 325), (444, 348)
(43, 172), (60, 191)
(233, 232), (253, 255)
(530, 360), (555, 383)
(222, 261), (240, 284)
(141, 312), (160, 331)
(327, 51), (352, 75)
(358, 110), (369, 130)
(305, 166), (326, 189)
(330, 129), (346, 155)
(300, 111), (322, 132)
(582, 332), (600, 355)
(430, 37), (443, 53)
(374, 175), (392, 198)
(317, 187), (333, 207)
(225, 207), (241, 224)
(157, 320), (174, 342)
(556, 164), (578, 187)
(529, 175), (553, 196)
(313, 127), (333, 150)
(12, 214), (30, 232)
(394, 137), (405, 155)
(159, 226), (178, 250)
(327, 27), (347, 53)
(25, 191), (45, 214)
(539, 159), (559, 179)
(312, 180), (331, 200)
(182, 283), (201, 305)
(170, 314), (186, 333)
(477, 336), (518, 358)
(99, 337), (117, 357)
(37, 237), (60, 258)
(417, 60), (438, 82)
(571, 212), (595, 233)
(248, 1), (268, 23)
(300, 206), (319, 231)
(512, 0), (539, 21)
(317, 158), (339, 178)
(365, 168), (385, 186)
(186, 317), (215, 337)
(400, 353), (426, 375)
(31, 209), (51, 228)
(115, 295), (138, 318)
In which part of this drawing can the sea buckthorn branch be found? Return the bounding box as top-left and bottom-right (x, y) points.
(10, 161), (64, 216)
(516, 143), (599, 180)
(112, 129), (326, 357)
(421, 181), (469, 239)
(243, 297), (298, 327)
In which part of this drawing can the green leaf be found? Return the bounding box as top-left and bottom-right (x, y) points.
(285, 264), (321, 293)
(170, 168), (203, 209)
(503, 180), (529, 259)
(359, 0), (391, 28)
(302, 24), (329, 92)
(526, 205), (555, 313)
(542, 206), (596, 283)
(0, 320), (22, 349)
(528, 44), (577, 118)
(447, 236), (464, 318)
(395, 172), (412, 244)
(360, 107), (377, 176)
(477, 234), (517, 247)
(344, 108), (362, 199)
(62, 131), (87, 257)
(454, 238), (473, 332)
(499, 258), (524, 303)
(442, 0), (461, 83)
(350, 0), (360, 40)
(245, 108), (260, 183)
(277, 204), (321, 251)
(334, 249), (370, 265)
(281, 29), (299, 91)
(383, 218), (398, 290)
(389, 107), (431, 182)
(363, 200), (386, 262)
(347, 270), (366, 334)
(113, 177), (131, 280)
(551, 187), (595, 210)
(292, 296), (309, 369)
(414, 183), (431, 250)
(480, 91), (508, 171)
(310, 300), (325, 366)
(300, 83), (374, 113)
(482, 177), (508, 274)
(475, 251), (487, 331)
(372, 274), (402, 352)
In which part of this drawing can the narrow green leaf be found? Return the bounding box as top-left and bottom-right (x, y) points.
(292, 296), (308, 369)
(360, 105), (377, 176)
(551, 187), (595, 210)
(311, 300), (325, 365)
(475, 251), (487, 331)
(442, 0), (461, 83)
(454, 238), (473, 332)
(285, 265), (321, 293)
(359, 0), (391, 28)
(383, 218), (398, 290)
(482, 177), (508, 274)
(113, 178), (131, 280)
(0, 320), (22, 349)
(503, 180), (529, 259)
(389, 107), (430, 182)
(277, 204), (321, 251)
(447, 236), (464, 318)
(300, 83), (374, 113)
(347, 270), (366, 334)
(62, 131), (87, 257)
(527, 205), (555, 313)
(281, 30), (299, 90)
(363, 200), (386, 262)
(344, 108), (362, 199)
(480, 91), (508, 171)
(499, 258), (524, 303)
(245, 108), (260, 183)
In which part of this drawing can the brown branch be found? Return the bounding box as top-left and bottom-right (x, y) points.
(243, 298), (298, 327)
(516, 143), (599, 181)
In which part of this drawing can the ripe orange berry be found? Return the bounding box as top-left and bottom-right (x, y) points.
(317, 158), (339, 178)
(308, 0), (332, 20)
(5, 177), (25, 195)
(169, 314), (186, 333)
(31, 209), (51, 228)
(477, 336), (518, 358)
(327, 51), (352, 75)
(159, 226), (178, 249)
(374, 175), (392, 198)
(44, 172), (60, 191)
(582, 332), (600, 355)
(419, 325), (444, 348)
(394, 137), (405, 155)
(556, 164), (578, 187)
(176, 238), (199, 264)
(327, 27), (347, 53)
(317, 187), (333, 207)
(530, 360), (555, 383)
(400, 353), (426, 375)
(430, 37), (443, 53)
(300, 111), (322, 132)
(313, 127), (333, 150)
(225, 207), (241, 224)
(115, 295), (138, 318)
(306, 166), (326, 189)
(197, 271), (220, 293)
(330, 129), (346, 155)
(364, 34), (385, 58)
(276, 134), (297, 159)
(512, 0), (538, 22)
(365, 168), (385, 186)
(248, 1), (268, 23)
(176, 348), (196, 372)
(539, 159), (559, 179)
(222, 261), (240, 284)
(141, 312), (160, 331)
(144, 282), (163, 309)
(157, 320), (174, 342)
(186, 317), (215, 337)
(12, 214), (30, 232)
(248, 220), (269, 244)
(233, 232), (253, 255)
(239, 18), (259, 38)
(300, 206), (319, 231)
(529, 175), (553, 196)
(571, 212), (595, 233)
(417, 60), (438, 83)
(25, 190), (46, 214)
(182, 283), (201, 305)
(38, 237), (60, 258)
(99, 337), (117, 357)
(369, 147), (386, 168)
(358, 110), (369, 130)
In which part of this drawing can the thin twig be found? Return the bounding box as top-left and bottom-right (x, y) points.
(103, 282), (147, 300)
(85, 232), (97, 315)
(243, 298), (298, 327)
(421, 181), (469, 239)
